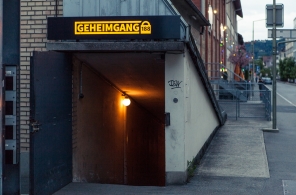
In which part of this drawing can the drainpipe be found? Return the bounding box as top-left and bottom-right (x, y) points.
(0, 0), (3, 194)
(55, 0), (58, 17)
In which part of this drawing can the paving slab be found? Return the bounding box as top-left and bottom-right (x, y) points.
(196, 119), (270, 178)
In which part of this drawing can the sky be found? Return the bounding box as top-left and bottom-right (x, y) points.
(238, 0), (296, 42)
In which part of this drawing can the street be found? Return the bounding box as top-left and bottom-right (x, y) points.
(271, 82), (296, 106)
(264, 81), (296, 194)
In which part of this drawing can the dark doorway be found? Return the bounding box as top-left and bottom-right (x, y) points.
(30, 51), (72, 195)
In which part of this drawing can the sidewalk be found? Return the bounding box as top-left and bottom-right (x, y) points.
(196, 118), (270, 178)
(54, 115), (279, 195)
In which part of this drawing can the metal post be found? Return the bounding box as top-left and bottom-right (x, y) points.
(272, 0), (277, 129)
(0, 0), (3, 193)
(236, 90), (238, 120)
(252, 21), (255, 82)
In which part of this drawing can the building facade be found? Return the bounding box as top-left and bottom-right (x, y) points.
(1, 0), (227, 194)
(191, 0), (243, 81)
(285, 18), (296, 59)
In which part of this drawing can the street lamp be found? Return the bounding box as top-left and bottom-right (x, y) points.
(252, 19), (266, 82)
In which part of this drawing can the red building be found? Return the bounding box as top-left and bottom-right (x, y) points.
(192, 0), (243, 81)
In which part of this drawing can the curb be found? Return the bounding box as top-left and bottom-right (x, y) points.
(277, 80), (296, 86)
(261, 128), (279, 133)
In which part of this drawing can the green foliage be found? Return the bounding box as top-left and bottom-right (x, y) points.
(254, 59), (264, 71)
(261, 67), (272, 78)
(279, 57), (296, 81)
(187, 159), (197, 179)
(291, 66), (296, 80)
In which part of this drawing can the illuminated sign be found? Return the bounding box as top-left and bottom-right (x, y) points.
(74, 21), (152, 35)
(47, 16), (180, 40)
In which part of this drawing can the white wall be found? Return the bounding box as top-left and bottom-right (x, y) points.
(165, 49), (220, 184)
(183, 48), (220, 165)
(165, 53), (186, 173)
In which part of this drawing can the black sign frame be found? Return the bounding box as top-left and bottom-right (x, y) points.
(47, 16), (181, 40)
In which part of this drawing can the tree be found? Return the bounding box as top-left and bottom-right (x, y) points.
(261, 67), (272, 78)
(279, 58), (286, 81)
(228, 45), (251, 68)
(291, 66), (296, 81)
(286, 57), (295, 80)
(279, 57), (295, 81)
(228, 45), (252, 81)
(254, 58), (264, 72)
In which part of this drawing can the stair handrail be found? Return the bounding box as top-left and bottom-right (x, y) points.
(205, 63), (246, 83)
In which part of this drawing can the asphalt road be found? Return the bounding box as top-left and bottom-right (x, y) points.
(264, 81), (296, 194)
(275, 82), (296, 106)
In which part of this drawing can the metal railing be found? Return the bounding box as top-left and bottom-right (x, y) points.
(213, 83), (271, 121)
(206, 63), (249, 100)
(206, 63), (247, 85)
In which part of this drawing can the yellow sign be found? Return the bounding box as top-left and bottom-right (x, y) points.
(74, 21), (152, 35)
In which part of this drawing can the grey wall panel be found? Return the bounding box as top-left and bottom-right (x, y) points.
(158, 0), (167, 15)
(99, 0), (119, 16)
(165, 5), (172, 15)
(140, 0), (156, 15)
(82, 0), (97, 16)
(63, 0), (81, 16)
(119, 0), (128, 16)
(64, 0), (173, 17)
(128, 0), (140, 16)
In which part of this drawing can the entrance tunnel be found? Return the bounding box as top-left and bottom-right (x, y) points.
(72, 53), (166, 186)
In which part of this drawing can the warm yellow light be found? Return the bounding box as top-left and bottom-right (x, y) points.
(224, 26), (227, 30)
(214, 10), (217, 14)
(122, 97), (131, 106)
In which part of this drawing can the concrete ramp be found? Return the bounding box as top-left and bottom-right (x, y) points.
(196, 118), (271, 178)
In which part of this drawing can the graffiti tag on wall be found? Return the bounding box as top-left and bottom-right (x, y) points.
(168, 80), (182, 89)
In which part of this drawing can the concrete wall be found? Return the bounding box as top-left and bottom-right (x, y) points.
(165, 49), (220, 184)
(165, 53), (186, 184)
(183, 48), (220, 166)
(72, 59), (125, 184)
(126, 99), (165, 186)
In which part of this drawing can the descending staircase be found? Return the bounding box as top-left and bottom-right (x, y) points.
(206, 63), (248, 101)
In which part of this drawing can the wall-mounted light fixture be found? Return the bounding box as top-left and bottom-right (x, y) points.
(213, 10), (217, 14)
(122, 94), (131, 106)
(220, 23), (225, 39)
(208, 5), (213, 28)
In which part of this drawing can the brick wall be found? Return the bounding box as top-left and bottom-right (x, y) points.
(191, 0), (201, 10)
(20, 0), (63, 151)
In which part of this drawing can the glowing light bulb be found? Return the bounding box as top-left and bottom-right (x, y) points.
(122, 97), (131, 106)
